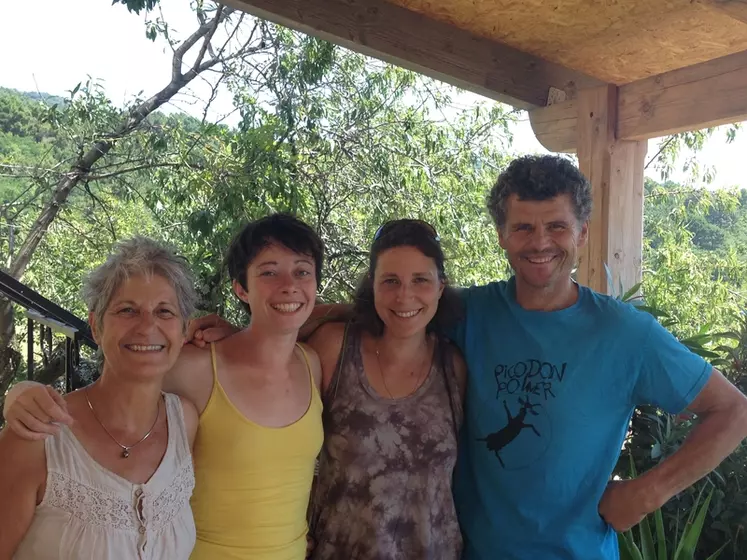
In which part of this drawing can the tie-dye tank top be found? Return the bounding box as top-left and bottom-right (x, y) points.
(309, 326), (463, 560)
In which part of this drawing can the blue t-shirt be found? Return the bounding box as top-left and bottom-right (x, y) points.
(449, 278), (712, 560)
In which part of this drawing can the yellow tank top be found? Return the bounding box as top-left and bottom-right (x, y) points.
(190, 343), (323, 560)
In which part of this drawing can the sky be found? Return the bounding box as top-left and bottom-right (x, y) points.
(2, 0), (745, 190)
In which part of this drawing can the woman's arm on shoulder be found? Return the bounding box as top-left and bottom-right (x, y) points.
(3, 382), (73, 440)
(0, 428), (46, 557)
(299, 303), (351, 341)
(305, 322), (347, 393)
(176, 395), (199, 453)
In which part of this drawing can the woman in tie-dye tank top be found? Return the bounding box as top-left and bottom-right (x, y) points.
(306, 219), (466, 560)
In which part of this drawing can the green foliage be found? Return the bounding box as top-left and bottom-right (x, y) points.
(642, 179), (747, 339)
(110, 0), (159, 15)
(619, 455), (728, 560)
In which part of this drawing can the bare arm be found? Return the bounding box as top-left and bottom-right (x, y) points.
(0, 428), (46, 557)
(600, 369), (747, 530)
(162, 344), (214, 413)
(4, 345), (212, 441)
(637, 369), (747, 510)
(3, 382), (72, 439)
(305, 322), (346, 393)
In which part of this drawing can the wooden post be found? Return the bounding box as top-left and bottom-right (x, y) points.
(576, 85), (647, 295)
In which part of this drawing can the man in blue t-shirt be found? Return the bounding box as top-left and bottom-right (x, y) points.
(450, 154), (747, 560)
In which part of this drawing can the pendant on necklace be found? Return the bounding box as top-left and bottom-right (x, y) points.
(122, 449), (130, 459)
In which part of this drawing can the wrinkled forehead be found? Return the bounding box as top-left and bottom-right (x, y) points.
(107, 272), (179, 306)
(504, 193), (578, 225)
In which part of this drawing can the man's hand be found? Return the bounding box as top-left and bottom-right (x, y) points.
(598, 478), (655, 533)
(186, 313), (239, 348)
(4, 382), (72, 441)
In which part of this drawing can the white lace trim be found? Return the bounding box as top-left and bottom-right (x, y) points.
(150, 461), (195, 531)
(44, 461), (194, 533)
(45, 471), (139, 531)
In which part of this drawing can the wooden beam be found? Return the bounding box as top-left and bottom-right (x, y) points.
(576, 85), (646, 295)
(223, 0), (603, 110)
(701, 0), (747, 25)
(530, 49), (747, 149)
(528, 99), (577, 153)
(618, 48), (747, 140)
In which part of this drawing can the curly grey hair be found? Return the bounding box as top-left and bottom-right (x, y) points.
(487, 155), (592, 230)
(82, 236), (197, 333)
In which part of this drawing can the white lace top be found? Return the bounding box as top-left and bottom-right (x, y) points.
(13, 392), (196, 560)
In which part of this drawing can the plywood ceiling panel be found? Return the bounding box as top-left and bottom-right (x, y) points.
(389, 0), (747, 83)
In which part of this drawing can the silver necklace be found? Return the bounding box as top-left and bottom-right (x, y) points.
(375, 338), (430, 399)
(84, 387), (160, 459)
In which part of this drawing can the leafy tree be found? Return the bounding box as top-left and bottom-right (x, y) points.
(0, 1), (294, 411)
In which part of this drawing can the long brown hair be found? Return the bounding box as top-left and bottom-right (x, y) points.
(351, 220), (463, 336)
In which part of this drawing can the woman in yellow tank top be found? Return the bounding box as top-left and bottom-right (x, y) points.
(188, 214), (325, 560)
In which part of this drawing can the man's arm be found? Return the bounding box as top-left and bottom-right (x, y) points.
(637, 369), (747, 507)
(0, 428), (46, 557)
(600, 369), (747, 530)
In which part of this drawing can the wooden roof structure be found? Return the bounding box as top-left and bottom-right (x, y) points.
(225, 0), (747, 293)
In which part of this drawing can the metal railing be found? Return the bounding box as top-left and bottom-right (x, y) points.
(0, 269), (97, 392)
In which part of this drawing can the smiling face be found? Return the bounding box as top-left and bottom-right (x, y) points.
(91, 273), (185, 383)
(499, 193), (588, 293)
(233, 242), (317, 334)
(372, 245), (444, 339)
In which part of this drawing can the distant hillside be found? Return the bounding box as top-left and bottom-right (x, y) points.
(0, 87), (66, 108)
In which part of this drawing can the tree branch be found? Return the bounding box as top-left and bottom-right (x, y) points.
(191, 5), (224, 73)
(85, 161), (189, 180)
(645, 136), (677, 171)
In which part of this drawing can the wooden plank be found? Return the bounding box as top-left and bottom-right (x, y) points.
(576, 85), (645, 295)
(223, 0), (603, 110)
(529, 49), (747, 149)
(528, 100), (577, 153)
(389, 0), (747, 85)
(618, 49), (747, 140)
(606, 140), (646, 294)
(701, 0), (747, 25)
(576, 86), (614, 294)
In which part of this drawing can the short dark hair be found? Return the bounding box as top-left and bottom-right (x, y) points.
(351, 220), (462, 336)
(225, 213), (324, 295)
(487, 155), (592, 229)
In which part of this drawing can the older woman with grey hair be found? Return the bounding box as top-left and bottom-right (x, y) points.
(0, 236), (199, 560)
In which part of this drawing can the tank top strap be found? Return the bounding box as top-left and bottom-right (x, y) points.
(162, 392), (191, 463)
(295, 342), (322, 406)
(295, 342), (313, 376)
(209, 342), (219, 383)
(435, 337), (463, 436)
(321, 321), (357, 409)
(44, 423), (84, 475)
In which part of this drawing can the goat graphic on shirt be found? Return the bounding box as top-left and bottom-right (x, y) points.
(477, 359), (567, 468)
